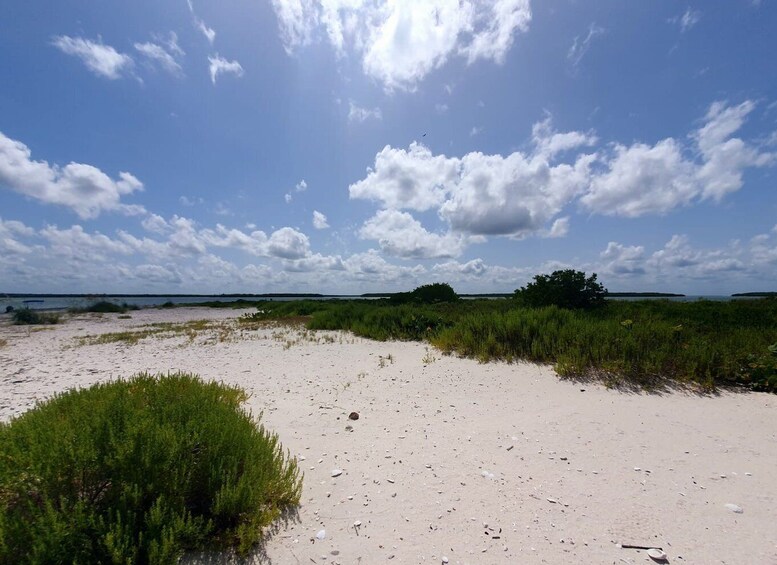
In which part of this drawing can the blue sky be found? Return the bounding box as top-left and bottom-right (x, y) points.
(1, 0), (776, 294)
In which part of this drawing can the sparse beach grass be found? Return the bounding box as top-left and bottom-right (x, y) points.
(74, 315), (347, 350)
(77, 319), (228, 346)
(0, 372), (301, 564)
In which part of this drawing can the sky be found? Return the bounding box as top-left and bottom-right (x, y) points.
(1, 0), (776, 295)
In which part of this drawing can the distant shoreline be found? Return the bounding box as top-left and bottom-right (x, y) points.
(604, 292), (685, 297)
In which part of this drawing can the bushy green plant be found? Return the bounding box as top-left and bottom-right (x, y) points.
(12, 309), (60, 325)
(740, 343), (777, 392)
(0, 373), (301, 564)
(390, 283), (459, 305)
(72, 301), (140, 314)
(515, 270), (606, 309)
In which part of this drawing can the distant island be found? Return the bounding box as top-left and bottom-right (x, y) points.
(605, 292), (685, 297)
(361, 292), (514, 298)
(731, 292), (777, 297)
(0, 293), (330, 298)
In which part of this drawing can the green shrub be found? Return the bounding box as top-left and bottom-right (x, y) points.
(72, 301), (140, 314)
(0, 373), (302, 564)
(390, 283), (459, 305)
(12, 309), (60, 325)
(740, 343), (777, 392)
(515, 269), (606, 309)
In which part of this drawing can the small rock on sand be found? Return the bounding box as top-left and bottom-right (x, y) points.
(331, 469), (343, 477)
(725, 503), (743, 514)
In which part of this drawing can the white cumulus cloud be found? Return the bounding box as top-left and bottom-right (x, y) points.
(267, 227), (311, 259)
(547, 217), (570, 238)
(349, 142), (458, 211)
(0, 130), (145, 219)
(350, 117), (596, 239)
(581, 100), (775, 217)
(312, 210), (330, 229)
(359, 209), (465, 259)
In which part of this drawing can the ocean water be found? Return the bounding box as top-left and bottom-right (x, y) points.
(0, 295), (361, 311)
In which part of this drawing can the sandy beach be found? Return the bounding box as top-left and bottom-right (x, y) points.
(1, 307), (776, 564)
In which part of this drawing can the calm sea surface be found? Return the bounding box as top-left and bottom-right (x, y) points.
(0, 294), (758, 311)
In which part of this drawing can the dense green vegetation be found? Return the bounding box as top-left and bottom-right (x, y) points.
(241, 294), (777, 392)
(12, 309), (60, 325)
(388, 282), (459, 305)
(0, 373), (301, 564)
(515, 269), (607, 309)
(70, 300), (140, 314)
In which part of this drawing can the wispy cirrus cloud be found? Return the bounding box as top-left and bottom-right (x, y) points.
(52, 35), (134, 79)
(208, 54), (244, 84)
(348, 101), (382, 123)
(134, 32), (185, 76)
(270, 0), (532, 91)
(567, 23), (604, 67)
(186, 0), (216, 44)
(669, 7), (701, 32)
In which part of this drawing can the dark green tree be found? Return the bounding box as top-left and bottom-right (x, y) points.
(514, 269), (607, 309)
(390, 283), (459, 305)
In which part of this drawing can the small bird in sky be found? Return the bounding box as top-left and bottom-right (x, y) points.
(422, 132), (427, 137)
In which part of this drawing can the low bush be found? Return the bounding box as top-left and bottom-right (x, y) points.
(740, 343), (777, 393)
(12, 309), (60, 325)
(0, 373), (302, 564)
(71, 301), (140, 314)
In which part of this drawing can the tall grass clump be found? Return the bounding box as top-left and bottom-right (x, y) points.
(432, 299), (777, 390)
(12, 309), (60, 325)
(234, 293), (777, 391)
(0, 373), (302, 564)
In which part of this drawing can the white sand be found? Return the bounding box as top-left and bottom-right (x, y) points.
(1, 307), (776, 564)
